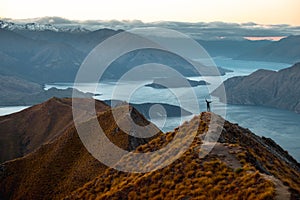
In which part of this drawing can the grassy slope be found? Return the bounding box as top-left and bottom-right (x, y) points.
(0, 102), (160, 200)
(65, 113), (300, 200)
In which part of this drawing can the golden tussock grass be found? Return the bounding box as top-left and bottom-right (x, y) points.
(64, 113), (285, 200)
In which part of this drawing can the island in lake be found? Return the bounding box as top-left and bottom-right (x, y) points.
(145, 77), (210, 89)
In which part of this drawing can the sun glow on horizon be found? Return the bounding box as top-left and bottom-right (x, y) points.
(1, 0), (300, 25)
(244, 36), (286, 41)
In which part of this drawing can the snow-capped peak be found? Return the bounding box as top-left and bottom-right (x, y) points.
(0, 20), (90, 33)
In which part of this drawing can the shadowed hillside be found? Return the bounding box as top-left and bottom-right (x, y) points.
(0, 75), (42, 106)
(0, 98), (109, 163)
(0, 98), (161, 199)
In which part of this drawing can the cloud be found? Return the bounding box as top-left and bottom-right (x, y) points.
(35, 17), (74, 24)
(4, 17), (300, 40)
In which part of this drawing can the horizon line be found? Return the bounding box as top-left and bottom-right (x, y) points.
(1, 16), (299, 27)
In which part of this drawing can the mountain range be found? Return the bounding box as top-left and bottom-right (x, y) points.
(237, 35), (300, 64)
(212, 63), (300, 113)
(1, 20), (299, 85)
(0, 22), (226, 84)
(0, 98), (299, 199)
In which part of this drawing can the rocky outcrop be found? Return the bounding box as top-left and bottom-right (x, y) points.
(212, 63), (300, 113)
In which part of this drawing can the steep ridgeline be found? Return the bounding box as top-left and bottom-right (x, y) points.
(1, 99), (300, 199)
(62, 112), (300, 200)
(0, 98), (160, 200)
(212, 63), (300, 113)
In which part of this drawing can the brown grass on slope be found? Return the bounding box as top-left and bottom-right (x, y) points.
(0, 97), (109, 163)
(65, 112), (300, 200)
(0, 99), (160, 200)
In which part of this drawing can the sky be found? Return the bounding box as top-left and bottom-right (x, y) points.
(1, 0), (300, 25)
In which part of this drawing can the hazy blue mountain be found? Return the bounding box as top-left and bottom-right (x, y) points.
(104, 100), (192, 118)
(0, 51), (20, 75)
(2, 20), (298, 84)
(0, 29), (41, 60)
(198, 39), (272, 58)
(212, 63), (300, 113)
(14, 28), (121, 53)
(0, 24), (232, 83)
(0, 28), (119, 83)
(237, 35), (300, 63)
(0, 75), (43, 105)
(0, 74), (94, 106)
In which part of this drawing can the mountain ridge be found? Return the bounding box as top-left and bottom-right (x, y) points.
(65, 112), (300, 199)
(237, 35), (300, 64)
(0, 98), (109, 163)
(0, 98), (299, 199)
(212, 63), (300, 113)
(0, 98), (161, 199)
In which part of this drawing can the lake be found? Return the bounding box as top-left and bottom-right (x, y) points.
(0, 106), (29, 116)
(1, 58), (299, 161)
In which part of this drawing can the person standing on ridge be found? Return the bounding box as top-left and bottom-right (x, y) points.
(205, 99), (212, 112)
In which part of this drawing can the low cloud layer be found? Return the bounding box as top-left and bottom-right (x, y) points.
(3, 17), (300, 40)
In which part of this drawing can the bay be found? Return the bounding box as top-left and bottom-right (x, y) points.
(1, 58), (298, 161)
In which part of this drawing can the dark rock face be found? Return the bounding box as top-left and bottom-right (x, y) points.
(212, 63), (300, 113)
